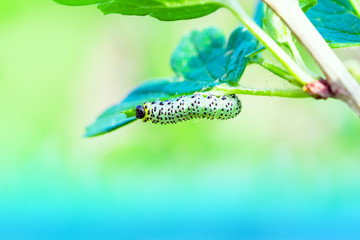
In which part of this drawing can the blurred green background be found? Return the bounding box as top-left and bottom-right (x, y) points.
(1, 0), (360, 239)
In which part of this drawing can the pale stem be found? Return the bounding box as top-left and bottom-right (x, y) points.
(221, 0), (316, 85)
(350, 0), (360, 17)
(262, 0), (360, 117)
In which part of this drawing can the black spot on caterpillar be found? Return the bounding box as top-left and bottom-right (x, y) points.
(135, 94), (241, 124)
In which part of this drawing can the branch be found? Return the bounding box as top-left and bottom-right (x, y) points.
(262, 0), (360, 117)
(222, 0), (317, 86)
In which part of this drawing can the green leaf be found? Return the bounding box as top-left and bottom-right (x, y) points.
(261, 1), (316, 69)
(171, 27), (257, 85)
(254, 0), (316, 27)
(84, 114), (137, 137)
(254, 1), (265, 27)
(255, 0), (316, 66)
(112, 78), (220, 113)
(54, 0), (226, 21)
(84, 27), (258, 136)
(53, 0), (103, 6)
(306, 0), (360, 47)
(263, 8), (293, 46)
(300, 0), (318, 13)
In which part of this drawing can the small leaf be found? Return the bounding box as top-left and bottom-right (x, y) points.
(306, 0), (360, 47)
(299, 0), (318, 13)
(261, 1), (315, 69)
(263, 8), (293, 46)
(254, 1), (265, 27)
(171, 27), (258, 85)
(84, 27), (258, 136)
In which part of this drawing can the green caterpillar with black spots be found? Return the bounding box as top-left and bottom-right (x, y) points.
(135, 93), (241, 124)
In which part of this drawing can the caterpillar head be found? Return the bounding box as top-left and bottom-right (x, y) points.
(135, 105), (145, 119)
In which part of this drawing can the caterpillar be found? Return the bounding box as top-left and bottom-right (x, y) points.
(135, 93), (241, 124)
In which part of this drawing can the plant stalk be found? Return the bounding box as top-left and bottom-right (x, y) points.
(250, 57), (299, 86)
(222, 0), (316, 86)
(262, 0), (360, 117)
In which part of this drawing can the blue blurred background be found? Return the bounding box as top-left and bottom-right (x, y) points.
(1, 0), (360, 239)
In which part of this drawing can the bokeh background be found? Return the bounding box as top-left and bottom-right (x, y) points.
(1, 0), (360, 239)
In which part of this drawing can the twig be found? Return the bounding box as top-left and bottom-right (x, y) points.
(222, 0), (316, 86)
(262, 0), (360, 117)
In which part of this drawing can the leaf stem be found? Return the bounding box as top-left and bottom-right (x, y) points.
(262, 0), (360, 116)
(221, 0), (317, 85)
(245, 46), (265, 58)
(211, 84), (310, 98)
(250, 57), (300, 86)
